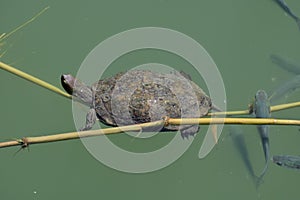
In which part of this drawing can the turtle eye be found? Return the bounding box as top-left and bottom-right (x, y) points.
(101, 93), (110, 102)
(276, 161), (283, 166)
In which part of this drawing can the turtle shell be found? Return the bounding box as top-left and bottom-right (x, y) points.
(91, 70), (212, 135)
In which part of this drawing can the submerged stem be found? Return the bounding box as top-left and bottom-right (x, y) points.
(209, 100), (300, 116)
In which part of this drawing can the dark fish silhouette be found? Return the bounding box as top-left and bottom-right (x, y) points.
(270, 54), (300, 75)
(230, 126), (256, 181)
(253, 90), (271, 180)
(269, 54), (300, 102)
(269, 74), (300, 102)
(272, 155), (300, 170)
(274, 0), (300, 30)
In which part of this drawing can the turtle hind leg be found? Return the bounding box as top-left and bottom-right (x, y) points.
(79, 108), (97, 131)
(180, 125), (199, 139)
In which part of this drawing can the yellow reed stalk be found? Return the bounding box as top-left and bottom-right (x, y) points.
(1, 117), (299, 149)
(0, 61), (71, 99)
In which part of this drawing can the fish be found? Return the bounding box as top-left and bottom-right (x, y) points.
(274, 0), (300, 30)
(230, 126), (256, 181)
(272, 155), (300, 170)
(269, 74), (300, 102)
(270, 54), (300, 75)
(269, 54), (300, 102)
(253, 90), (271, 179)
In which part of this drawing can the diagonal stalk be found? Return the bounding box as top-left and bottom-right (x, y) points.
(0, 7), (50, 42)
(0, 61), (71, 99)
(1, 61), (300, 116)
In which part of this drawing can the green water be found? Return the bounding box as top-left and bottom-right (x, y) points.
(1, 0), (300, 199)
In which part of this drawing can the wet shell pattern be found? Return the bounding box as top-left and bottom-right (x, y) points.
(91, 70), (212, 137)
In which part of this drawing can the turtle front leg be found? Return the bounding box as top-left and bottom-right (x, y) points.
(180, 125), (199, 139)
(79, 108), (97, 131)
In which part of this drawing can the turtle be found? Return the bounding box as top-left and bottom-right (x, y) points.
(61, 70), (213, 138)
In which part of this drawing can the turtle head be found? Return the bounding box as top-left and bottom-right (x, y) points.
(61, 74), (75, 95)
(61, 74), (93, 106)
